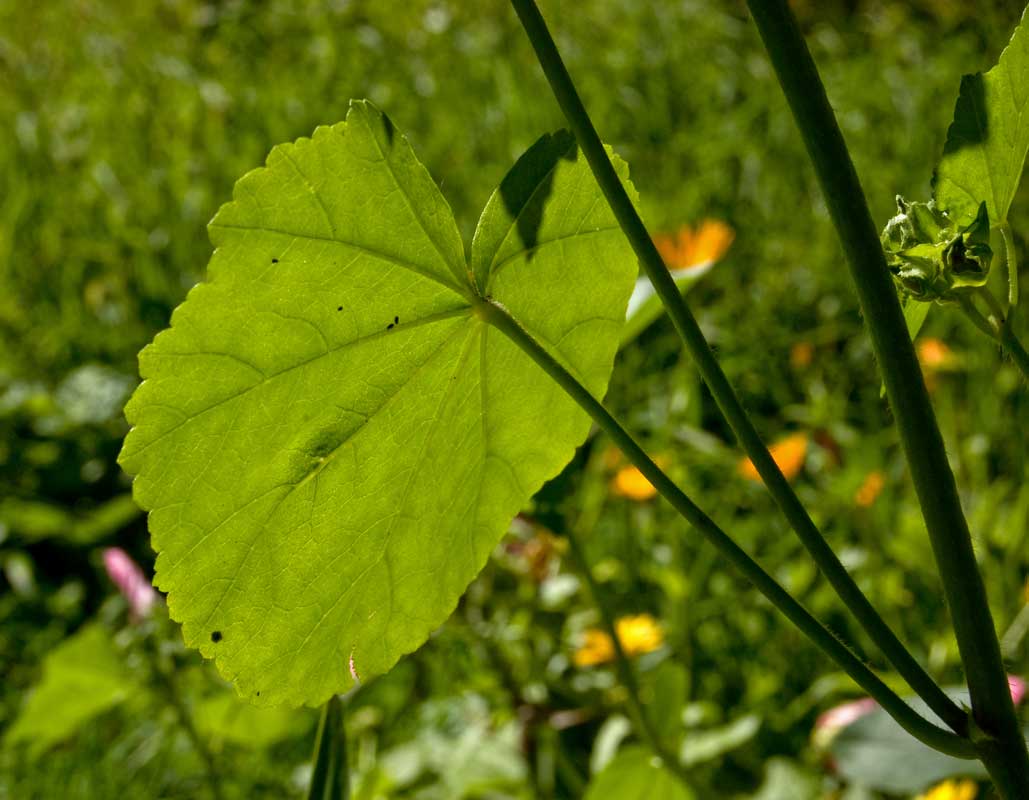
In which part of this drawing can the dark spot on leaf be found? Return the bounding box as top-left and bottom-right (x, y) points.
(498, 130), (578, 266)
(394, 316), (399, 324)
(271, 258), (279, 264)
(381, 112), (395, 148)
(256, 691), (261, 696)
(337, 306), (343, 311)
(387, 323), (394, 330)
(211, 631), (222, 643)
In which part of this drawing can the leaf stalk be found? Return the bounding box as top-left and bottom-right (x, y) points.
(477, 297), (973, 759)
(507, 0), (965, 736)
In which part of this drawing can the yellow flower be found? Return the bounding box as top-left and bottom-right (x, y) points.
(917, 778), (978, 800)
(653, 219), (734, 272)
(611, 465), (658, 500)
(573, 614), (664, 667)
(738, 432), (809, 483)
(854, 470), (885, 508)
(573, 628), (616, 667)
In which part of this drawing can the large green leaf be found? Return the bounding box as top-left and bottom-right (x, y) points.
(934, 6), (1029, 225)
(4, 624), (140, 758)
(583, 746), (694, 800)
(119, 101), (636, 706)
(829, 689), (995, 794)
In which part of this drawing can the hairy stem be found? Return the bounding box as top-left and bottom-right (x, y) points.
(507, 0), (965, 735)
(564, 526), (696, 789)
(742, 0), (1029, 792)
(477, 300), (973, 758)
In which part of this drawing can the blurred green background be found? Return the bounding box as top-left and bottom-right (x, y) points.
(2, 0), (1028, 797)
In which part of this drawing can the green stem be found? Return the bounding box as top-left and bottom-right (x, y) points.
(308, 695), (348, 800)
(961, 290), (1029, 381)
(507, 0), (965, 736)
(143, 638), (224, 800)
(741, 1), (1029, 792)
(476, 299), (973, 758)
(1000, 323), (1029, 379)
(1001, 222), (1019, 314)
(564, 525), (696, 790)
(958, 295), (999, 340)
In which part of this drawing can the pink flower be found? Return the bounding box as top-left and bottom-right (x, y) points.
(814, 677), (1026, 753)
(103, 547), (158, 619)
(815, 697), (878, 737)
(1009, 675), (1026, 706)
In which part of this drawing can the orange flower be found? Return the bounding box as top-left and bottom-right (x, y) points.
(653, 219), (734, 272)
(854, 470), (885, 508)
(917, 778), (978, 800)
(790, 341), (814, 370)
(611, 465), (658, 500)
(738, 432), (808, 482)
(917, 338), (954, 370)
(573, 614), (664, 667)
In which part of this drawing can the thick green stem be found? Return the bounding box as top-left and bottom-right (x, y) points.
(477, 299), (972, 758)
(564, 526), (696, 790)
(308, 695), (348, 800)
(507, 0), (965, 735)
(742, 1), (1029, 793)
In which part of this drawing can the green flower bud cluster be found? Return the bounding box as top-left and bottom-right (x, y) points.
(880, 197), (992, 302)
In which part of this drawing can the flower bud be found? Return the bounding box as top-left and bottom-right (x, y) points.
(880, 197), (992, 303)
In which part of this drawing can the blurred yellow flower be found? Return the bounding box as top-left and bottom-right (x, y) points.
(917, 778), (978, 800)
(854, 470), (885, 508)
(611, 465), (658, 500)
(573, 614), (664, 667)
(654, 219), (734, 272)
(738, 432), (808, 483)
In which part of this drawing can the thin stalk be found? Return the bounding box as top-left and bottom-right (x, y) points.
(507, 0), (965, 735)
(308, 695), (348, 800)
(959, 290), (1029, 381)
(958, 295), (999, 340)
(741, 1), (1029, 792)
(1000, 323), (1029, 379)
(979, 287), (1029, 379)
(1000, 222), (1019, 313)
(475, 299), (973, 759)
(564, 525), (696, 790)
(143, 638), (224, 800)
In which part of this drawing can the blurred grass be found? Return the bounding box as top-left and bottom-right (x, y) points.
(2, 0), (1028, 797)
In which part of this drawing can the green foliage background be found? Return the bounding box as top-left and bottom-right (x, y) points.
(2, 0), (1028, 797)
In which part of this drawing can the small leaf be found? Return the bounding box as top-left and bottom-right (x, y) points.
(679, 713), (761, 767)
(903, 299), (932, 342)
(934, 6), (1029, 225)
(584, 746), (695, 800)
(4, 624), (139, 758)
(119, 101), (636, 706)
